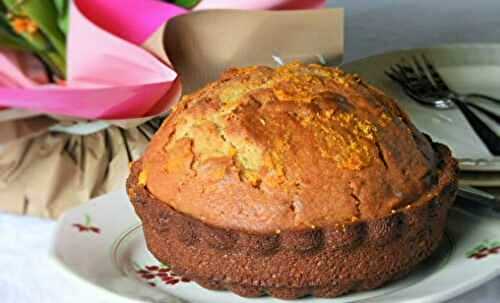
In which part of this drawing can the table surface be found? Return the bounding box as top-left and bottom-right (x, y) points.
(2, 0), (500, 302)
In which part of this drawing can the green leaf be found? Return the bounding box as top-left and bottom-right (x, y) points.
(133, 262), (142, 270)
(169, 0), (201, 9)
(41, 49), (65, 78)
(2, 0), (67, 77)
(56, 10), (67, 35)
(466, 243), (489, 257)
(161, 262), (171, 269)
(3, 0), (66, 58)
(0, 14), (33, 50)
(1, 0), (20, 13)
(84, 214), (91, 226)
(467, 248), (479, 255)
(18, 31), (50, 51)
(52, 0), (67, 14)
(52, 0), (68, 34)
(0, 26), (33, 51)
(475, 244), (488, 251)
(490, 241), (500, 247)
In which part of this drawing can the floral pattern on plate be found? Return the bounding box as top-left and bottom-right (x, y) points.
(72, 214), (100, 234)
(134, 262), (190, 287)
(466, 240), (500, 260)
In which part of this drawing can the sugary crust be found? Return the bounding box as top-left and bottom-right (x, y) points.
(127, 143), (457, 299)
(140, 63), (440, 232)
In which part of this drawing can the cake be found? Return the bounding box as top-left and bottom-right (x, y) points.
(127, 63), (458, 299)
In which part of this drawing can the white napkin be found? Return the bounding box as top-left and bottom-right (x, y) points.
(0, 213), (107, 302)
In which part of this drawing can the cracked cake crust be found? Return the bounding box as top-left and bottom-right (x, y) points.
(139, 63), (440, 233)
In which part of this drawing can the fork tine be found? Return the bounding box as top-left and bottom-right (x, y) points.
(395, 63), (417, 82)
(421, 54), (450, 91)
(385, 66), (405, 82)
(410, 55), (439, 91)
(385, 71), (413, 92)
(385, 61), (435, 104)
(411, 55), (427, 79)
(385, 64), (422, 93)
(394, 63), (413, 84)
(384, 70), (400, 82)
(413, 56), (440, 92)
(396, 60), (433, 94)
(396, 60), (418, 79)
(386, 57), (440, 99)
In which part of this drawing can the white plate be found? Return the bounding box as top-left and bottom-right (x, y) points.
(341, 44), (500, 172)
(51, 189), (500, 303)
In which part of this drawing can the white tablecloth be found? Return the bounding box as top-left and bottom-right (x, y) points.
(1, 0), (500, 302)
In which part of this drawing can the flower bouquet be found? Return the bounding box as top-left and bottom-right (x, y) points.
(0, 0), (342, 218)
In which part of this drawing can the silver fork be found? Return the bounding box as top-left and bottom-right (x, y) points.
(385, 55), (500, 156)
(386, 55), (500, 107)
(386, 55), (500, 123)
(385, 56), (500, 125)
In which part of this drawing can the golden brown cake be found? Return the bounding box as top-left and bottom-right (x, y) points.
(127, 63), (458, 299)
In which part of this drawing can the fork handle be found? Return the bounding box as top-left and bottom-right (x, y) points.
(464, 93), (500, 105)
(457, 186), (500, 210)
(465, 102), (500, 124)
(452, 98), (500, 155)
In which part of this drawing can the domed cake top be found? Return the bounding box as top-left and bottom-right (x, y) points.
(139, 63), (438, 232)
